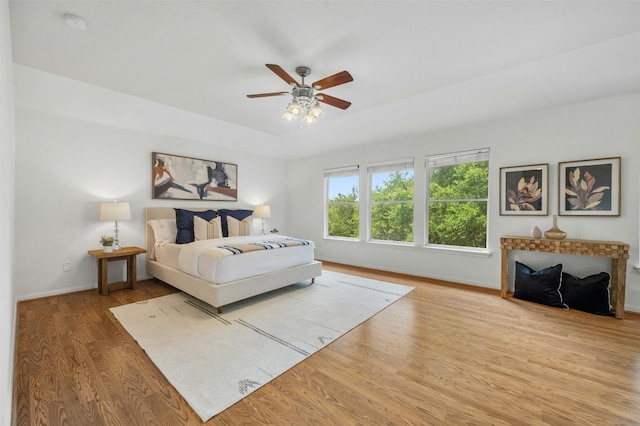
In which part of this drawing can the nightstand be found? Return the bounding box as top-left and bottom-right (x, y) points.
(87, 246), (146, 295)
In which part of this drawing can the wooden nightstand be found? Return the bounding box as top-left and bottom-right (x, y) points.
(87, 246), (146, 295)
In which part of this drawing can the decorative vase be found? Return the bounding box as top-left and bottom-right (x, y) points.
(544, 215), (567, 240)
(530, 226), (542, 239)
(103, 245), (113, 253)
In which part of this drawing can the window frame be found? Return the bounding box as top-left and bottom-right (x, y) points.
(324, 165), (360, 240)
(367, 159), (415, 244)
(425, 149), (490, 250)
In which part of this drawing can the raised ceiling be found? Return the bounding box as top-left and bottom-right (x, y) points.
(9, 1), (640, 159)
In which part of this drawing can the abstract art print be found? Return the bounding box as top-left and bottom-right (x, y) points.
(559, 157), (620, 216)
(152, 152), (238, 201)
(500, 163), (548, 215)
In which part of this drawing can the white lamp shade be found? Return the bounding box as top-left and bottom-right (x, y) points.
(100, 201), (131, 221)
(254, 205), (271, 218)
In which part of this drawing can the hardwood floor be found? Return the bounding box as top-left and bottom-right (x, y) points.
(13, 262), (640, 425)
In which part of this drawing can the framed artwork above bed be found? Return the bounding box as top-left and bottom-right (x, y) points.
(152, 152), (238, 201)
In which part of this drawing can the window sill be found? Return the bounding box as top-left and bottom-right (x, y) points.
(422, 244), (492, 258)
(324, 237), (492, 258)
(324, 236), (360, 243)
(368, 240), (492, 257)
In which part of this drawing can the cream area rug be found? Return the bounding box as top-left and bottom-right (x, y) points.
(110, 271), (414, 421)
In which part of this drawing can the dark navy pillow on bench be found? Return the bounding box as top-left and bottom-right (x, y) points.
(561, 271), (613, 316)
(513, 262), (567, 309)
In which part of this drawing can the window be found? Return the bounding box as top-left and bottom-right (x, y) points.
(324, 166), (359, 238)
(426, 149), (489, 249)
(368, 159), (414, 243)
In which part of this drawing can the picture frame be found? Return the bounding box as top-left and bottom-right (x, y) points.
(559, 157), (620, 216)
(500, 163), (548, 215)
(152, 152), (238, 201)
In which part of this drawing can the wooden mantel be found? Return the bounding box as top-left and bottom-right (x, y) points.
(500, 236), (629, 319)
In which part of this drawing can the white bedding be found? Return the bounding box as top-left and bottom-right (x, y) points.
(157, 235), (315, 285)
(154, 243), (181, 269)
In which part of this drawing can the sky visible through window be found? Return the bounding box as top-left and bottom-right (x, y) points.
(328, 174), (400, 199)
(328, 175), (359, 200)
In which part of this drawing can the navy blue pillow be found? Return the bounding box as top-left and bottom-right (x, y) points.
(561, 272), (613, 316)
(174, 209), (218, 244)
(217, 209), (253, 237)
(513, 262), (567, 309)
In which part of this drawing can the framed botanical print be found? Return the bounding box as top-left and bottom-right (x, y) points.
(500, 163), (548, 215)
(559, 157), (620, 216)
(152, 152), (238, 201)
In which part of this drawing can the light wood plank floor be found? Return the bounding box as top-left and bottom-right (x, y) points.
(13, 262), (640, 425)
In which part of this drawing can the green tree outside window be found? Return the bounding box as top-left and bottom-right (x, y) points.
(428, 160), (489, 248)
(370, 170), (414, 242)
(326, 174), (359, 238)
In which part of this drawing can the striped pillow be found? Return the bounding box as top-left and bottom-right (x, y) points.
(194, 216), (222, 240)
(227, 215), (252, 237)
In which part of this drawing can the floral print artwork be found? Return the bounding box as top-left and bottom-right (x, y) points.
(507, 175), (542, 211)
(565, 167), (610, 210)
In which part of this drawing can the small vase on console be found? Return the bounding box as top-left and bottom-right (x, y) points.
(544, 215), (567, 240)
(530, 226), (542, 239)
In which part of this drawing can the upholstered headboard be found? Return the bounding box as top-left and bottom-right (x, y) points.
(145, 207), (212, 261)
(145, 207), (256, 263)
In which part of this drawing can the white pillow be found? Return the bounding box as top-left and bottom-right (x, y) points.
(194, 215), (222, 240)
(147, 219), (177, 243)
(227, 215), (252, 237)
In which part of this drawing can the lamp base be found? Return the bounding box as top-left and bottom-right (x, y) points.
(113, 220), (122, 250)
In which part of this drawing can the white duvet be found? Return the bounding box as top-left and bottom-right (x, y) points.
(177, 235), (315, 284)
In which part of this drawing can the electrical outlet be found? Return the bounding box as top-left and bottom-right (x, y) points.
(63, 261), (71, 272)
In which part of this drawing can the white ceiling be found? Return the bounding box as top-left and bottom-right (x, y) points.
(9, 1), (640, 159)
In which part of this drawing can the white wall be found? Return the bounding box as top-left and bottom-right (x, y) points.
(13, 68), (287, 300)
(0, 2), (15, 424)
(287, 93), (640, 312)
(12, 65), (640, 315)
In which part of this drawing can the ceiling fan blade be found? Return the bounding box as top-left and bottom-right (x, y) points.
(312, 71), (353, 90)
(316, 93), (352, 110)
(265, 64), (299, 87)
(247, 91), (289, 98)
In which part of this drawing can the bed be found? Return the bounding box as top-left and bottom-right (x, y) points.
(145, 207), (322, 312)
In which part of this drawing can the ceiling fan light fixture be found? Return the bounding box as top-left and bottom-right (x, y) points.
(310, 102), (324, 118)
(302, 114), (317, 125)
(287, 101), (302, 115)
(281, 111), (297, 122)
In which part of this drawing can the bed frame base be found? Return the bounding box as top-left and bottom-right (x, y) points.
(148, 259), (322, 311)
(145, 206), (322, 312)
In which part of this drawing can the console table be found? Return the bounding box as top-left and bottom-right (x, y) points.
(500, 236), (629, 319)
(88, 246), (146, 295)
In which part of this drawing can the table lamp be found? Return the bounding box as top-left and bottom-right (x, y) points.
(100, 201), (131, 250)
(254, 205), (271, 235)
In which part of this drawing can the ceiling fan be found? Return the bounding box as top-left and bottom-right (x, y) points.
(247, 64), (353, 124)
